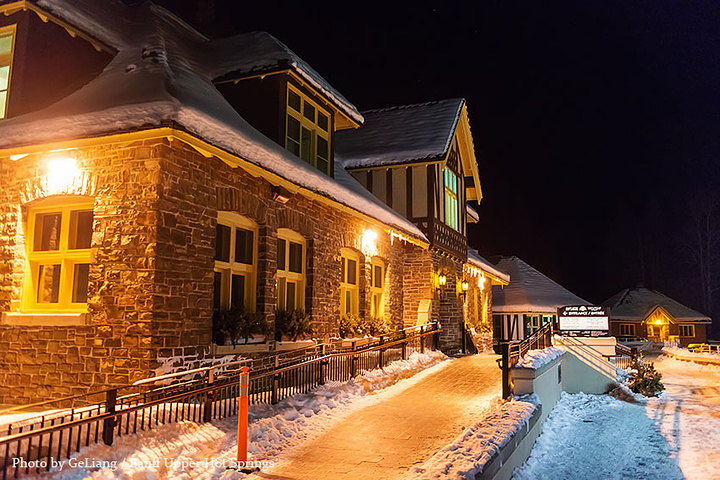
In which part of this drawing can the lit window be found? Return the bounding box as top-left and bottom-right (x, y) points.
(213, 213), (257, 311)
(0, 25), (15, 119)
(443, 166), (459, 231)
(285, 85), (331, 175)
(340, 248), (359, 316)
(370, 258), (385, 318)
(23, 197), (94, 312)
(277, 229), (305, 310)
(679, 325), (695, 337)
(619, 324), (635, 337)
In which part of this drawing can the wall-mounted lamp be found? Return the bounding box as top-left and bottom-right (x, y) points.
(362, 229), (378, 257)
(436, 272), (447, 297)
(460, 279), (469, 301)
(272, 185), (292, 204)
(45, 155), (81, 194)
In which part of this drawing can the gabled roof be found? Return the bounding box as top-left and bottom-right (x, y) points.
(335, 98), (465, 169)
(467, 248), (510, 285)
(0, 0), (426, 244)
(208, 32), (363, 126)
(601, 288), (711, 323)
(491, 256), (590, 314)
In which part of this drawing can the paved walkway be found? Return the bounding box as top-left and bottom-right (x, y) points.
(256, 354), (501, 480)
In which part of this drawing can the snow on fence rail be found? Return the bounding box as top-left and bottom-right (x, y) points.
(0, 323), (441, 479)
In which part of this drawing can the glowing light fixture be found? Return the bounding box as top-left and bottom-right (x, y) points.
(45, 156), (81, 194)
(361, 229), (378, 257)
(438, 274), (447, 286)
(461, 280), (469, 292)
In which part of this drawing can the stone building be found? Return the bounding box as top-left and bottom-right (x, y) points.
(0, 0), (505, 404)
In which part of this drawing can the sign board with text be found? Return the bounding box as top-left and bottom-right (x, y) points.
(557, 305), (609, 337)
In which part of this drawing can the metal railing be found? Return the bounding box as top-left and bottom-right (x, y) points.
(687, 343), (720, 355)
(497, 323), (553, 398)
(0, 323), (440, 479)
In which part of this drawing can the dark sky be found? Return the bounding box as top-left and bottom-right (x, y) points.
(162, 1), (720, 334)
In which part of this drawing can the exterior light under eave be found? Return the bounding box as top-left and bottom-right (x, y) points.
(45, 155), (81, 194)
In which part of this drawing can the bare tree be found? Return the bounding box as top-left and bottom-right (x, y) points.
(686, 191), (720, 315)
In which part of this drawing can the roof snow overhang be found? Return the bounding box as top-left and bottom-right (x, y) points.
(0, 126), (430, 249)
(1, 1), (117, 54)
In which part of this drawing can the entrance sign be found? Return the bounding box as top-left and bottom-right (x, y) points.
(557, 305), (609, 337)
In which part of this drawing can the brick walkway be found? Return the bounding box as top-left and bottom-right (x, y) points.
(255, 354), (501, 480)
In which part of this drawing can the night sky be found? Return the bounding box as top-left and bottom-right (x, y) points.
(161, 0), (720, 338)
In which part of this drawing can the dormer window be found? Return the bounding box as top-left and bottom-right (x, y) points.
(444, 166), (460, 231)
(0, 25), (16, 119)
(285, 85), (331, 175)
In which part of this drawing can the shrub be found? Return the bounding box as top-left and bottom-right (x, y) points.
(364, 316), (391, 337)
(275, 308), (314, 342)
(212, 307), (268, 346)
(339, 314), (363, 338)
(627, 356), (665, 397)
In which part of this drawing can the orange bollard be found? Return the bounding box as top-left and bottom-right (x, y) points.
(237, 366), (250, 465)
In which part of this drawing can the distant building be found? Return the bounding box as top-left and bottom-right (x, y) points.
(491, 256), (590, 342)
(601, 287), (711, 347)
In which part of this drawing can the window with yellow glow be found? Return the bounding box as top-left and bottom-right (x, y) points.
(277, 229), (305, 310)
(23, 197), (94, 312)
(213, 213), (257, 312)
(443, 166), (459, 231)
(285, 85), (331, 175)
(370, 258), (385, 318)
(340, 248), (359, 316)
(0, 25), (16, 119)
(679, 325), (695, 337)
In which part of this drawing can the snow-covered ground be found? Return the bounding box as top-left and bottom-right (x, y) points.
(21, 350), (448, 480)
(513, 355), (720, 480)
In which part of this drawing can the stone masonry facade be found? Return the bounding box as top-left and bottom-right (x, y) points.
(0, 138), (444, 403)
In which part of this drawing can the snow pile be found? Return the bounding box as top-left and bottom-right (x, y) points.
(406, 397), (536, 480)
(22, 351), (447, 480)
(514, 392), (684, 480)
(516, 346), (565, 369)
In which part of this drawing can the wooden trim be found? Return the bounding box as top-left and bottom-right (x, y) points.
(406, 167), (413, 219)
(386, 168), (392, 208)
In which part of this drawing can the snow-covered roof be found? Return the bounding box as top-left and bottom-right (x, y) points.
(208, 32), (363, 125)
(0, 0), (425, 243)
(491, 256), (590, 314)
(602, 288), (711, 323)
(335, 99), (465, 169)
(467, 248), (510, 284)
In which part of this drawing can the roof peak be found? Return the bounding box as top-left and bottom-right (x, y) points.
(363, 98), (464, 115)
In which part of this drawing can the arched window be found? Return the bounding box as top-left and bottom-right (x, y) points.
(370, 257), (385, 318)
(214, 213), (258, 311)
(277, 229), (305, 310)
(340, 248), (359, 316)
(22, 196), (94, 312)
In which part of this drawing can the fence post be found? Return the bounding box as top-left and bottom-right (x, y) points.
(203, 368), (214, 422)
(271, 355), (280, 404)
(318, 344), (326, 385)
(237, 366), (250, 465)
(103, 389), (117, 446)
(420, 325), (425, 353)
(350, 354), (357, 378)
(500, 342), (512, 399)
(401, 330), (407, 360)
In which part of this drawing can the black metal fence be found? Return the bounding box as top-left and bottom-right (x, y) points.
(497, 323), (553, 398)
(0, 323), (440, 479)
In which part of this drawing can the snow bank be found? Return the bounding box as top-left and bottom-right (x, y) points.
(514, 392), (685, 480)
(21, 351), (447, 480)
(406, 397), (536, 480)
(516, 346), (565, 369)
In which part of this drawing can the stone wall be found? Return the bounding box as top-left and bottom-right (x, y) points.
(0, 142), (162, 404)
(0, 138), (432, 402)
